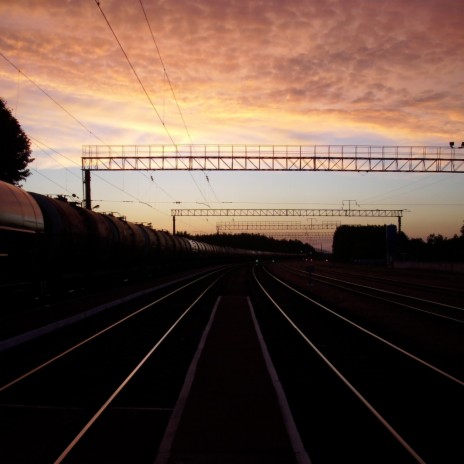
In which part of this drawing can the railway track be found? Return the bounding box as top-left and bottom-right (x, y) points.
(313, 273), (463, 322)
(281, 261), (463, 307)
(0, 262), (462, 463)
(255, 262), (463, 463)
(0, 267), (228, 463)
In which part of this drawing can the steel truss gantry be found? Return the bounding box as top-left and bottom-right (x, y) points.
(215, 221), (339, 247)
(269, 232), (333, 238)
(171, 208), (404, 234)
(215, 220), (341, 233)
(81, 144), (463, 209)
(267, 232), (334, 245)
(82, 144), (464, 172)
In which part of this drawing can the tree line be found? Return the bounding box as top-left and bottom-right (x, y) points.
(0, 98), (33, 186)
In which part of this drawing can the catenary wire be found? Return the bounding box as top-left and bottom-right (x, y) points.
(0, 51), (183, 210)
(93, 0), (210, 205)
(137, 0), (220, 204)
(0, 51), (107, 145)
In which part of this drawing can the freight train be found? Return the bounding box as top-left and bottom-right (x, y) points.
(0, 180), (284, 297)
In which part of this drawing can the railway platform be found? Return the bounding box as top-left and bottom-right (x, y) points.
(155, 295), (310, 464)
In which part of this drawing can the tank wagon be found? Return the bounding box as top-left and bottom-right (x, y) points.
(0, 181), (281, 295)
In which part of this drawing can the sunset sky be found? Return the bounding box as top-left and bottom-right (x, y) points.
(1, 0), (463, 247)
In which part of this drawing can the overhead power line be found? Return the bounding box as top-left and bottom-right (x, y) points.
(1, 51), (181, 208)
(94, 0), (174, 145)
(30, 136), (82, 173)
(94, 0), (211, 205)
(31, 168), (71, 193)
(30, 137), (163, 208)
(137, 0), (220, 203)
(0, 51), (107, 145)
(1, 52), (152, 202)
(137, 0), (190, 142)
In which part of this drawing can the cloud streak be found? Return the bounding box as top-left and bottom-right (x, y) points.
(2, 0), (463, 148)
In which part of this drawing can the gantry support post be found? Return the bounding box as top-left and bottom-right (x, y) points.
(84, 169), (92, 210)
(173, 215), (176, 235)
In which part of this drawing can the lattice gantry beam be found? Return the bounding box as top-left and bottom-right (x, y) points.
(171, 208), (404, 234)
(269, 232), (334, 239)
(268, 232), (334, 248)
(172, 208), (404, 217)
(216, 221), (341, 231)
(269, 231), (333, 238)
(82, 144), (464, 173)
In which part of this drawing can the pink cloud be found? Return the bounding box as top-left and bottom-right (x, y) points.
(0, 0), (462, 150)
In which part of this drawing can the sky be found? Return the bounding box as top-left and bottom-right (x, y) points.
(1, 0), (463, 249)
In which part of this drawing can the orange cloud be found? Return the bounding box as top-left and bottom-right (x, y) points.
(2, 0), (462, 150)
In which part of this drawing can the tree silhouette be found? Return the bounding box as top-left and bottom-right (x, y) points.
(0, 98), (34, 185)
